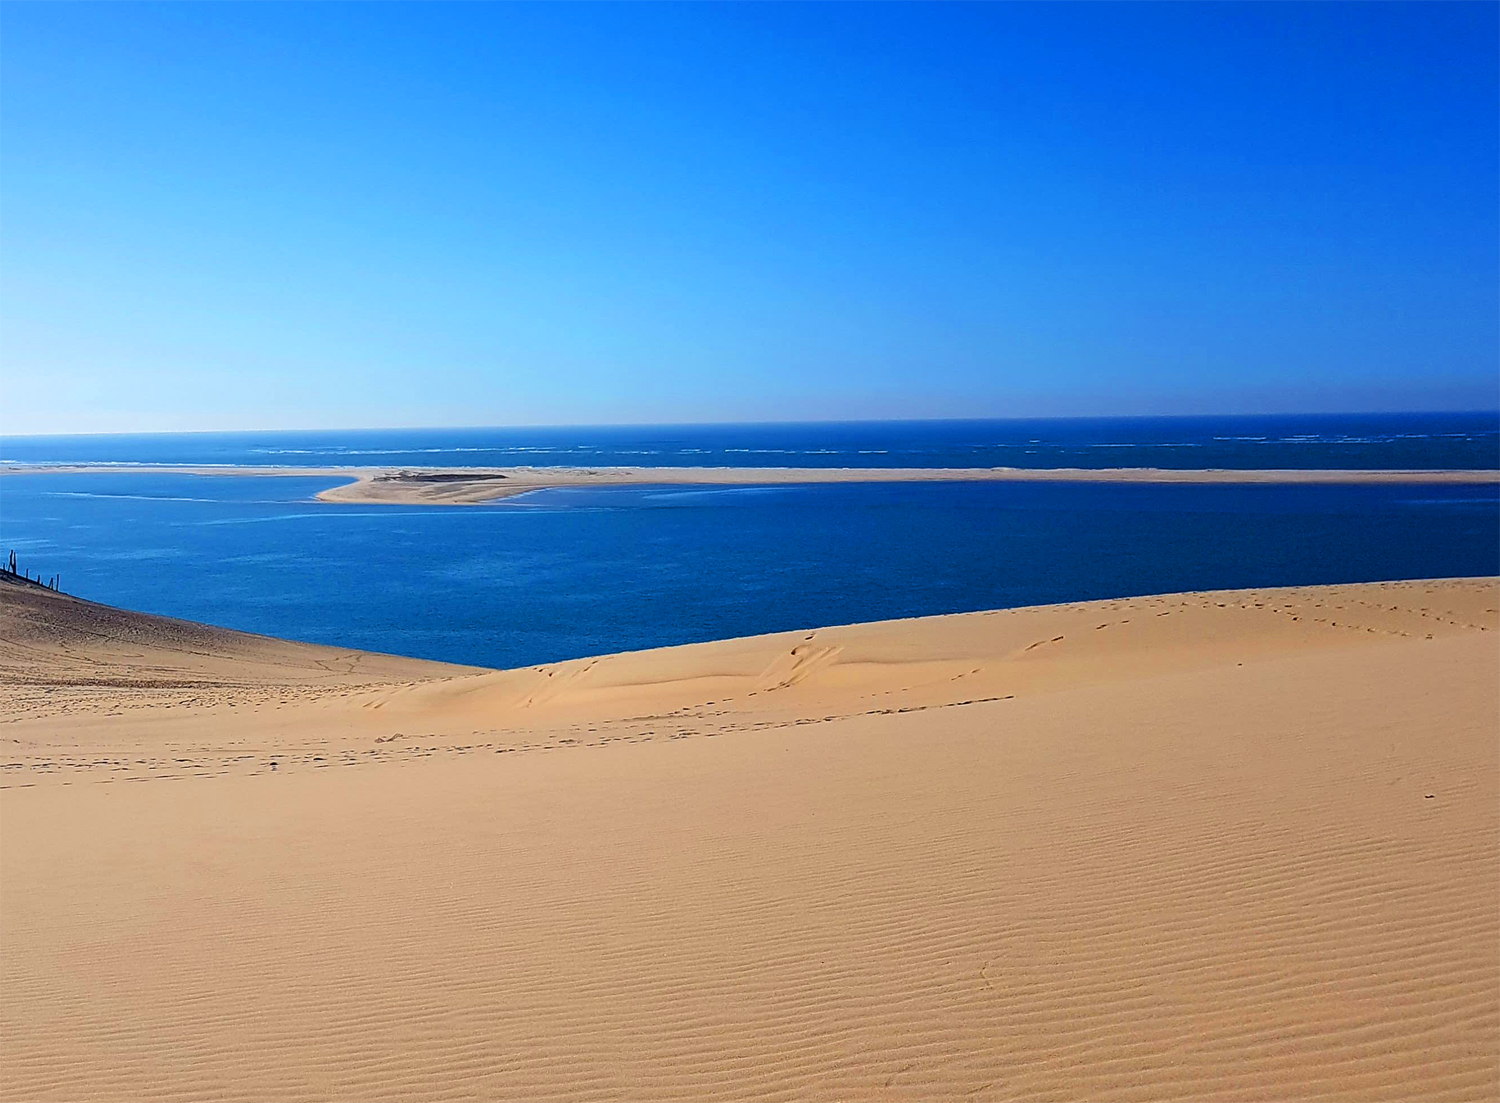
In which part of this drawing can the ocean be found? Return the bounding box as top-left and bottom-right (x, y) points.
(4, 412), (1498, 471)
(2, 415), (1496, 670)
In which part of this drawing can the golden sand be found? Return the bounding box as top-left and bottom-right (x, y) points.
(1, 574), (1496, 1100)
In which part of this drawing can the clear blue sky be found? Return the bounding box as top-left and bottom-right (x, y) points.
(1, 1), (1495, 433)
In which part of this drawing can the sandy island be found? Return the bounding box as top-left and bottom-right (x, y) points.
(3, 462), (1498, 505)
(1, 572), (1497, 1100)
(316, 465), (1500, 504)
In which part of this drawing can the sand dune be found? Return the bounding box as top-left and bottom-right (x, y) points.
(0, 572), (483, 689)
(1, 574), (1496, 1100)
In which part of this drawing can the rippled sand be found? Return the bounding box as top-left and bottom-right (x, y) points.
(2, 574), (1496, 1100)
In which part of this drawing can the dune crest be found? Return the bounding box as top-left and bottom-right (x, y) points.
(2, 576), (1496, 1100)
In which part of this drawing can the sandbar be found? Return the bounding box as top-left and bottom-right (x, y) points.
(4, 461), (1498, 505)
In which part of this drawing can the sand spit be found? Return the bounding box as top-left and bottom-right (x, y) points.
(315, 466), (1500, 504)
(3, 461), (1498, 505)
(1, 576), (1496, 1100)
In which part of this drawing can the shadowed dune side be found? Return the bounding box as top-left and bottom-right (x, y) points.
(0, 572), (486, 773)
(1, 577), (1497, 1100)
(0, 571), (483, 689)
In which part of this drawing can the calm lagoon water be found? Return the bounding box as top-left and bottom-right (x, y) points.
(1, 471), (1495, 670)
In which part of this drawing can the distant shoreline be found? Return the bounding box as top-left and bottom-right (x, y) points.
(1, 462), (1497, 504)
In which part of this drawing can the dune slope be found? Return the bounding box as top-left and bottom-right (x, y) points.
(1, 577), (1496, 1101)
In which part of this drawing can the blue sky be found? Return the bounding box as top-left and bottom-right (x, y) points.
(1, 2), (1495, 433)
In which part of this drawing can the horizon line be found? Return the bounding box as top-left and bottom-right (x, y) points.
(4, 408), (1498, 441)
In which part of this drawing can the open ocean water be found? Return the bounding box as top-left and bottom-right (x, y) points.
(5, 412), (1498, 471)
(1, 415), (1496, 670)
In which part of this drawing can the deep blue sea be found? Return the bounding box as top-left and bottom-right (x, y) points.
(2, 418), (1496, 670)
(4, 413), (1498, 471)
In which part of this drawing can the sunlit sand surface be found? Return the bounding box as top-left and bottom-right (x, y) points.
(2, 574), (1496, 1100)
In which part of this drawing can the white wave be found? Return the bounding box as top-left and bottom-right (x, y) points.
(258, 446), (511, 456)
(43, 492), (220, 503)
(0, 460), (259, 469)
